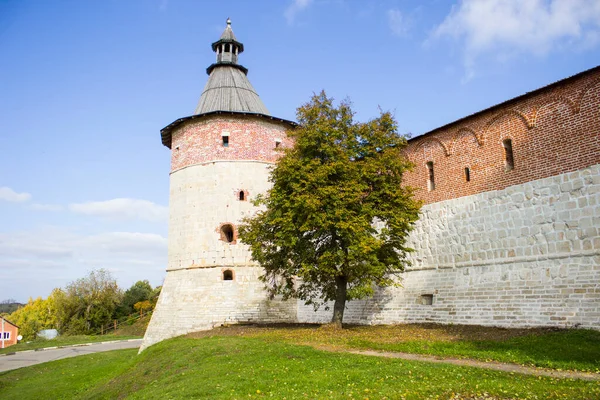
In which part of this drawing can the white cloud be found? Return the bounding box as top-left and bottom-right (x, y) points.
(285, 0), (313, 25)
(432, 0), (600, 76)
(81, 232), (168, 255)
(29, 203), (63, 212)
(69, 198), (168, 222)
(0, 187), (31, 203)
(0, 227), (168, 300)
(388, 8), (412, 37)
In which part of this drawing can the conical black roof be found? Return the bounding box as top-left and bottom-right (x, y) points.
(195, 18), (268, 115)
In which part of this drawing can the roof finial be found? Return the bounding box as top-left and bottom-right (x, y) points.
(226, 17), (231, 26)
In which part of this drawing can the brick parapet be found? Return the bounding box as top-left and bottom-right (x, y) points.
(403, 69), (600, 205)
(170, 115), (293, 172)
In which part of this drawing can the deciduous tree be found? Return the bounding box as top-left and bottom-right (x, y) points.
(239, 92), (420, 327)
(115, 280), (154, 318)
(54, 269), (122, 334)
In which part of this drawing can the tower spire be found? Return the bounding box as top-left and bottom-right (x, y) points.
(193, 19), (269, 116)
(208, 18), (246, 75)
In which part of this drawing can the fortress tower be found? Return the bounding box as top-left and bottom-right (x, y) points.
(143, 20), (599, 351)
(142, 20), (297, 350)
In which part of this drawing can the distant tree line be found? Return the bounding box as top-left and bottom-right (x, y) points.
(0, 299), (23, 314)
(2, 269), (161, 340)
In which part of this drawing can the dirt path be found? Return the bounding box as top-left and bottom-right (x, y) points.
(325, 348), (600, 381)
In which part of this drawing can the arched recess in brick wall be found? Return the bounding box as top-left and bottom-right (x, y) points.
(482, 110), (532, 146)
(532, 96), (578, 128)
(573, 79), (600, 167)
(450, 127), (483, 154)
(451, 128), (485, 187)
(534, 98), (578, 133)
(413, 138), (450, 158)
(577, 78), (600, 110)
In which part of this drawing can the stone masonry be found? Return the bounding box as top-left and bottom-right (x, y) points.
(141, 22), (600, 351)
(299, 164), (600, 329)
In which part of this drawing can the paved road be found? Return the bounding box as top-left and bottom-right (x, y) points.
(0, 339), (142, 373)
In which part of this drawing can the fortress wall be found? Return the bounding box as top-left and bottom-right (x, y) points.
(402, 68), (600, 205)
(144, 68), (600, 351)
(141, 266), (297, 351)
(299, 164), (600, 328)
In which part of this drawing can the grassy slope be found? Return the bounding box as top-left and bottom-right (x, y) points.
(0, 334), (141, 354)
(199, 324), (600, 372)
(112, 315), (151, 337)
(347, 329), (600, 372)
(1, 336), (599, 400)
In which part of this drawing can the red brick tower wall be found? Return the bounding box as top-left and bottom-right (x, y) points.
(170, 114), (293, 172)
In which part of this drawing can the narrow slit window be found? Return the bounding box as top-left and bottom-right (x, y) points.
(464, 167), (471, 182)
(503, 139), (514, 171)
(220, 224), (234, 243)
(223, 270), (234, 281)
(222, 136), (229, 147)
(239, 190), (245, 201)
(426, 161), (435, 191)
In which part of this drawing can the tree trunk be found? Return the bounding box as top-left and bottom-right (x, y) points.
(331, 275), (347, 328)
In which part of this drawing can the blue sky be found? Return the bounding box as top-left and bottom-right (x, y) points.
(1, 0), (599, 302)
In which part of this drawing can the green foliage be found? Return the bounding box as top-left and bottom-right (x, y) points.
(7, 295), (57, 340)
(7, 270), (159, 339)
(239, 91), (421, 324)
(115, 280), (154, 319)
(133, 300), (152, 313)
(1, 336), (597, 399)
(53, 269), (123, 335)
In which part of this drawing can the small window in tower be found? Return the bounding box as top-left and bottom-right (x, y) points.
(464, 167), (471, 182)
(239, 190), (245, 201)
(503, 139), (514, 171)
(222, 136), (229, 147)
(426, 161), (435, 191)
(220, 224), (235, 243)
(275, 140), (281, 148)
(225, 43), (230, 52)
(223, 269), (234, 281)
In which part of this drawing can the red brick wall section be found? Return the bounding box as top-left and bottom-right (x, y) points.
(170, 71), (600, 206)
(170, 115), (293, 172)
(403, 71), (600, 205)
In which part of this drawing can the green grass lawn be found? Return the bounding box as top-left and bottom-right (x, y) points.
(1, 336), (599, 399)
(346, 329), (600, 373)
(190, 324), (600, 373)
(0, 334), (141, 355)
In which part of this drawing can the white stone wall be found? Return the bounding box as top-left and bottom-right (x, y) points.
(167, 160), (273, 270)
(141, 266), (297, 350)
(143, 164), (600, 350)
(298, 164), (600, 329)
